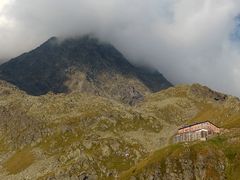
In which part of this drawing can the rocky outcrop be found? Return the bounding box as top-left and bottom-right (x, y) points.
(188, 84), (227, 102)
(131, 144), (227, 180)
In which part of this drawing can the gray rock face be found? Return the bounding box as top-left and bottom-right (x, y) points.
(0, 35), (171, 105)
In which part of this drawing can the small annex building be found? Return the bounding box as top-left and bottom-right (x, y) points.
(174, 121), (220, 143)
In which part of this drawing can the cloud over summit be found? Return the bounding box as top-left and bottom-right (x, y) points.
(0, 0), (240, 96)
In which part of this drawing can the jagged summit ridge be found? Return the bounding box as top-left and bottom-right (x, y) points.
(0, 36), (171, 104)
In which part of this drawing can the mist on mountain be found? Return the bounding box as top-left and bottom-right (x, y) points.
(1, 0), (240, 96)
(0, 36), (172, 105)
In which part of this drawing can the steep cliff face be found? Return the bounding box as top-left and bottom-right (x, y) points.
(0, 36), (171, 105)
(0, 81), (239, 179)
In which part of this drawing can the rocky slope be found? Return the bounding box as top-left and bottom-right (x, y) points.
(0, 36), (171, 105)
(0, 81), (239, 179)
(121, 85), (240, 180)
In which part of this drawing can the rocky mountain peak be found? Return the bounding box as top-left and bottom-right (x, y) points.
(0, 35), (172, 104)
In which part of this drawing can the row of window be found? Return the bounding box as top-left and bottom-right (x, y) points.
(174, 130), (208, 143)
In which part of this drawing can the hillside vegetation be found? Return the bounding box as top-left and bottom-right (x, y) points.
(0, 81), (239, 179)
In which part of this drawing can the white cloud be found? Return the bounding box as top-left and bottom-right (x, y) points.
(0, 0), (10, 11)
(0, 0), (240, 96)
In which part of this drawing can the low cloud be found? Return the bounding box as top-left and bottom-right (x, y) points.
(0, 0), (240, 96)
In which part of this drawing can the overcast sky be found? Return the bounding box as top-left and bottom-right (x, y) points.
(0, 0), (240, 96)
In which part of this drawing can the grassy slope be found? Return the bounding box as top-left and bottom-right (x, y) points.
(0, 81), (239, 179)
(120, 85), (240, 179)
(120, 132), (240, 179)
(3, 147), (35, 174)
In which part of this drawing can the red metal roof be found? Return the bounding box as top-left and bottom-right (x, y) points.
(178, 121), (219, 130)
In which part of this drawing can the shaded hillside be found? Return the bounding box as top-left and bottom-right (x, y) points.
(0, 81), (239, 179)
(0, 36), (171, 104)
